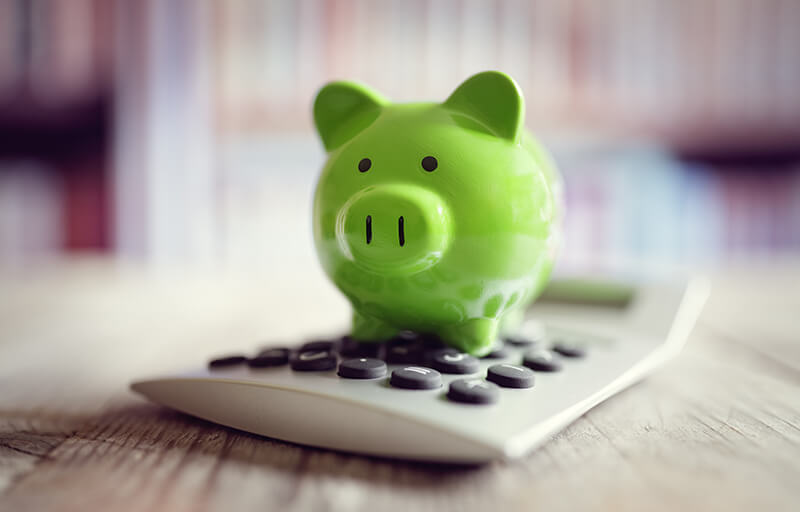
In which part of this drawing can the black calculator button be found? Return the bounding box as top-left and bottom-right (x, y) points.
(481, 339), (509, 359)
(338, 337), (382, 358)
(386, 333), (428, 364)
(290, 350), (337, 371)
(447, 378), (499, 404)
(248, 347), (290, 368)
(300, 340), (337, 352)
(505, 335), (540, 347)
(385, 343), (426, 364)
(391, 331), (422, 343)
(418, 333), (446, 348)
(208, 355), (247, 369)
(522, 349), (562, 372)
(552, 341), (586, 358)
(430, 350), (480, 374)
(338, 358), (387, 379)
(487, 364), (535, 388)
(390, 366), (442, 389)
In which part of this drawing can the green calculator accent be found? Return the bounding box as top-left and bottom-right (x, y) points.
(312, 71), (562, 355)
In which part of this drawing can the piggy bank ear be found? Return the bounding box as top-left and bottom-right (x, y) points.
(313, 81), (387, 152)
(444, 71), (524, 143)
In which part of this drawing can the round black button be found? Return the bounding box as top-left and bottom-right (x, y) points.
(290, 350), (337, 371)
(417, 332), (445, 348)
(505, 335), (539, 347)
(385, 335), (426, 364)
(248, 347), (290, 368)
(552, 341), (586, 358)
(338, 358), (387, 379)
(209, 355), (247, 369)
(390, 366), (442, 389)
(385, 343), (425, 364)
(522, 349), (562, 372)
(447, 378), (499, 404)
(338, 337), (382, 358)
(481, 339), (509, 359)
(300, 340), (337, 352)
(430, 349), (480, 374)
(393, 330), (421, 342)
(487, 363), (535, 388)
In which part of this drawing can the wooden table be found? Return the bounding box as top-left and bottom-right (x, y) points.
(1, 258), (799, 511)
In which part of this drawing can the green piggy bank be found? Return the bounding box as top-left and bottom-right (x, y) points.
(312, 71), (561, 355)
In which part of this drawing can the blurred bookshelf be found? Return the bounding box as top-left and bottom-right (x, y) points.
(211, 0), (800, 154)
(0, 0), (113, 257)
(1, 0), (799, 274)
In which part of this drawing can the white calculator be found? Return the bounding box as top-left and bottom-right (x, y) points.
(131, 277), (708, 463)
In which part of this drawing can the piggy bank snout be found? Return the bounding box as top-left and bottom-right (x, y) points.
(336, 184), (451, 275)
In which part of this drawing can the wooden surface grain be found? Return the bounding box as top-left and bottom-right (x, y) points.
(1, 259), (799, 512)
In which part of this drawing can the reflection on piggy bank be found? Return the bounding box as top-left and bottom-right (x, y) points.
(312, 71), (561, 355)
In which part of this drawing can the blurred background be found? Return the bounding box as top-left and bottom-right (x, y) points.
(1, 0), (799, 277)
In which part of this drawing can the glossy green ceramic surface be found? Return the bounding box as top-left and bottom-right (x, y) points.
(312, 71), (561, 355)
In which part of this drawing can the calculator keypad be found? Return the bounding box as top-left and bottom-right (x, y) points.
(208, 330), (587, 405)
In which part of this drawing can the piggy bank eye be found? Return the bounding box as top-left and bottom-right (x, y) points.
(358, 158), (372, 173)
(421, 156), (438, 172)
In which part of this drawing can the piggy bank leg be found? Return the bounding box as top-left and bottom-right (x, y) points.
(438, 318), (498, 356)
(351, 309), (399, 342)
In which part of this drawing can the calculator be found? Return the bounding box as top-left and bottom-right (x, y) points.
(131, 277), (709, 463)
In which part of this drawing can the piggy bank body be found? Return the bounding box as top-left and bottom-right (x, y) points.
(313, 71), (561, 355)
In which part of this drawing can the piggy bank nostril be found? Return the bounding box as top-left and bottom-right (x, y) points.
(398, 216), (405, 247)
